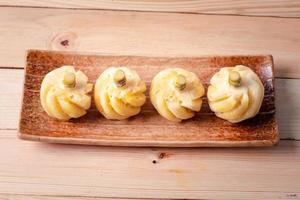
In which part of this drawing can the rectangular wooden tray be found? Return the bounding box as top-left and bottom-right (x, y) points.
(19, 50), (279, 147)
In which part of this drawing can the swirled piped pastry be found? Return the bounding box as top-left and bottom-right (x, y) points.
(207, 65), (264, 123)
(40, 66), (93, 120)
(94, 67), (146, 120)
(150, 68), (205, 122)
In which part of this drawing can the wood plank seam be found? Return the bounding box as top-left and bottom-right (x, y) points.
(0, 4), (297, 19)
(0, 66), (24, 70)
(0, 3), (300, 19)
(0, 193), (166, 200)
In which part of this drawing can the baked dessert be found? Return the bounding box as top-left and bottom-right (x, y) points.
(150, 68), (205, 122)
(40, 66), (93, 120)
(94, 67), (146, 120)
(207, 65), (264, 123)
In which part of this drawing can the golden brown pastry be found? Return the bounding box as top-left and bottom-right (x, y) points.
(150, 68), (205, 122)
(94, 67), (146, 120)
(207, 65), (264, 123)
(40, 66), (93, 120)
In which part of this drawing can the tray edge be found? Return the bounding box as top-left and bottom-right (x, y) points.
(18, 131), (279, 147)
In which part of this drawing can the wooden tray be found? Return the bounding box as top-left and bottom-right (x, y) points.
(19, 50), (279, 147)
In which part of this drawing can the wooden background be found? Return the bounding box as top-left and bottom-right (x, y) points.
(0, 1), (299, 199)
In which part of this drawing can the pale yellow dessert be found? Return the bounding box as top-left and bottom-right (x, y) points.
(94, 67), (146, 120)
(207, 65), (264, 123)
(150, 68), (205, 122)
(40, 66), (93, 120)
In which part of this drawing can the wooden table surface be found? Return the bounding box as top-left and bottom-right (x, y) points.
(0, 1), (300, 199)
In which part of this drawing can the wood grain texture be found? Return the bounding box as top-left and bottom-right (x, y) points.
(0, 69), (23, 130)
(19, 50), (278, 147)
(1, 0), (300, 18)
(1, 130), (300, 200)
(0, 4), (299, 200)
(0, 194), (126, 200)
(0, 7), (300, 78)
(276, 78), (300, 141)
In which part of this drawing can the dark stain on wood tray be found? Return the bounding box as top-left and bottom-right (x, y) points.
(19, 50), (279, 147)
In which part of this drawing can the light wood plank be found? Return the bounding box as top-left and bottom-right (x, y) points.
(0, 194), (129, 200)
(1, 66), (300, 140)
(0, 7), (300, 78)
(276, 78), (300, 140)
(0, 194), (139, 200)
(0, 0), (300, 18)
(0, 130), (299, 200)
(0, 69), (23, 130)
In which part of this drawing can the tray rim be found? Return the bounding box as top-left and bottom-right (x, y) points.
(18, 133), (279, 147)
(25, 49), (274, 61)
(19, 49), (279, 147)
